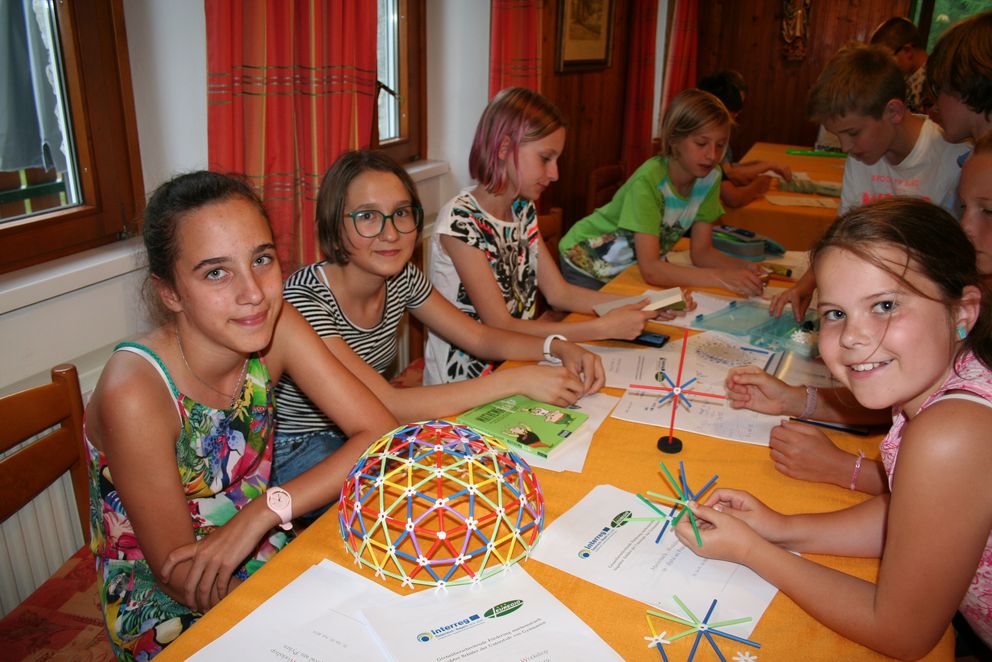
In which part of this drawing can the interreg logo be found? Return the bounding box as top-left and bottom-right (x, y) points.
(483, 599), (524, 619)
(415, 614), (482, 642)
(576, 511), (632, 559)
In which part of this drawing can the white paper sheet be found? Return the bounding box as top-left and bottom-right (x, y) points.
(764, 194), (839, 209)
(190, 559), (398, 661)
(529, 484), (777, 638)
(583, 331), (776, 391)
(521, 392), (619, 472)
(612, 388), (781, 446)
(597, 331), (782, 446)
(361, 566), (621, 662)
(593, 287), (683, 316)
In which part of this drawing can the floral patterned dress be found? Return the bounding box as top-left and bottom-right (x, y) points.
(86, 343), (289, 660)
(879, 351), (992, 646)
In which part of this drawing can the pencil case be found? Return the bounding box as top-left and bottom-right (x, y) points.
(711, 225), (786, 261)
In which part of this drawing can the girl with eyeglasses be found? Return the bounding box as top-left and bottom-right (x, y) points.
(272, 150), (605, 492)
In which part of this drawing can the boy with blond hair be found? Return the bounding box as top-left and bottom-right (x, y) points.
(770, 44), (969, 319)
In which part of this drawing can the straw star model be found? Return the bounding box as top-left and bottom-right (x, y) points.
(645, 594), (761, 662)
(626, 461), (718, 546)
(629, 329), (727, 452)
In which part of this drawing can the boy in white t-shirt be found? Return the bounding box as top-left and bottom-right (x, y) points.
(771, 44), (969, 320)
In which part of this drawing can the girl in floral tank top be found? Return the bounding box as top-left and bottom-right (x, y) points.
(87, 346), (287, 658)
(83, 172), (395, 660)
(671, 198), (992, 657)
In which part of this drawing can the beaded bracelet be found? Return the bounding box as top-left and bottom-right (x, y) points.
(800, 385), (818, 419)
(849, 449), (865, 491)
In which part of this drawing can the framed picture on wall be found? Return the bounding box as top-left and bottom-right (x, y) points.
(556, 0), (615, 72)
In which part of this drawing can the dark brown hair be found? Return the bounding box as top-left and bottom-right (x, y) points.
(142, 171), (270, 322)
(811, 197), (992, 370)
(927, 11), (992, 117)
(316, 149), (421, 265)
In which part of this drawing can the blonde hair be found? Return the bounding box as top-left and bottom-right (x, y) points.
(659, 89), (732, 157)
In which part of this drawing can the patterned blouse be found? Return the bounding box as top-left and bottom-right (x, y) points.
(425, 191), (539, 384)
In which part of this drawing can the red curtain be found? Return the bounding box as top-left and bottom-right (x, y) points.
(660, 0), (698, 118)
(206, 0), (377, 273)
(489, 0), (544, 98)
(621, 0), (659, 175)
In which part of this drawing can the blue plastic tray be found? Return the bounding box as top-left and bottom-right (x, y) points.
(690, 300), (819, 357)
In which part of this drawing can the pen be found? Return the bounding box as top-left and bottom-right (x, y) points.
(789, 417), (871, 435)
(785, 149), (847, 158)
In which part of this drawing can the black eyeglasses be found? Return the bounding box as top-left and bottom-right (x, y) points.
(346, 205), (423, 238)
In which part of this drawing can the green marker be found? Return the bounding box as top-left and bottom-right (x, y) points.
(786, 149), (847, 158)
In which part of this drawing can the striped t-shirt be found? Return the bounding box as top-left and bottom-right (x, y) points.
(274, 261), (432, 435)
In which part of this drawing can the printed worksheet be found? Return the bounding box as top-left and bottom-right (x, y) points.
(529, 484), (777, 638)
(189, 559), (396, 661)
(361, 566), (621, 662)
(606, 332), (782, 446)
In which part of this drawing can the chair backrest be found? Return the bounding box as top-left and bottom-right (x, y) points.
(586, 164), (625, 215)
(537, 207), (564, 267)
(0, 365), (89, 543)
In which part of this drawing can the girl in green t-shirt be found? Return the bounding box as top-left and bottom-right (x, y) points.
(559, 89), (766, 296)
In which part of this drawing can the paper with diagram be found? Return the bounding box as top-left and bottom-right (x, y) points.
(529, 484), (777, 638)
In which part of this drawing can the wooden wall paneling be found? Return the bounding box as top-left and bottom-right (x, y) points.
(540, 0), (631, 232)
(696, 0), (912, 156)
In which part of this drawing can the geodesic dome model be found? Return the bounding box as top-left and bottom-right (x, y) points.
(338, 420), (545, 588)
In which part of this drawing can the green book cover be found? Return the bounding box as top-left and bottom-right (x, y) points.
(456, 395), (588, 459)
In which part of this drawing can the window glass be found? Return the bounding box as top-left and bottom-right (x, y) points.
(0, 0), (80, 223)
(377, 0), (400, 143)
(914, 0), (988, 51)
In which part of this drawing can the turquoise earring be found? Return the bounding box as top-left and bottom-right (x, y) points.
(957, 324), (968, 340)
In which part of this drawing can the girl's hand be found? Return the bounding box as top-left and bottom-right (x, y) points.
(552, 340), (605, 395)
(766, 163), (793, 182)
(725, 365), (800, 415)
(674, 496), (765, 564)
(769, 285), (813, 321)
(512, 364), (587, 406)
(160, 508), (272, 611)
(769, 420), (856, 486)
(675, 488), (788, 560)
(597, 300), (657, 340)
(713, 267), (765, 297)
(649, 289), (696, 322)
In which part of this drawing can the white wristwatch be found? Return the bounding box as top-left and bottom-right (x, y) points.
(543, 334), (567, 364)
(266, 487), (294, 530)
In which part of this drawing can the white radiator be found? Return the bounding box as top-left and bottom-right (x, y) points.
(0, 469), (85, 617)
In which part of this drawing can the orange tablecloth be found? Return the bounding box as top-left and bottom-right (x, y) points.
(160, 267), (953, 662)
(723, 142), (846, 251)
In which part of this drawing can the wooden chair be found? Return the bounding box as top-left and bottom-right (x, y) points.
(536, 207), (568, 320)
(537, 206), (564, 267)
(585, 164), (625, 215)
(0, 365), (113, 660)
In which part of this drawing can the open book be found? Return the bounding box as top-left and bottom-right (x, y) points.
(592, 287), (684, 316)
